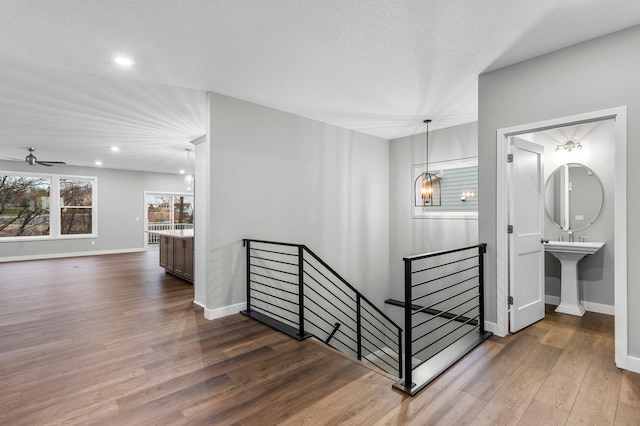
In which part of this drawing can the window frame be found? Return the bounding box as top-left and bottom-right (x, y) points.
(411, 157), (479, 220)
(0, 170), (98, 242)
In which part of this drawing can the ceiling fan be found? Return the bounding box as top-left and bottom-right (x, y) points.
(19, 147), (67, 167)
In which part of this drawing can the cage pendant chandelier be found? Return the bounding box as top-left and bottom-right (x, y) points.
(184, 148), (194, 191)
(415, 119), (441, 207)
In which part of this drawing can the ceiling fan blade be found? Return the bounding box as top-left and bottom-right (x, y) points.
(37, 161), (66, 166)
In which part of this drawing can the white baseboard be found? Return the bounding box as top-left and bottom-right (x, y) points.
(0, 247), (149, 263)
(544, 295), (614, 316)
(204, 302), (247, 320)
(627, 355), (640, 374)
(484, 321), (500, 336)
(544, 295), (560, 305)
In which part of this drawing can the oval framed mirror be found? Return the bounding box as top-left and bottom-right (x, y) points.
(544, 163), (604, 232)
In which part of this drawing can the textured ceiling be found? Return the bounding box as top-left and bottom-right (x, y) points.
(1, 0), (640, 173)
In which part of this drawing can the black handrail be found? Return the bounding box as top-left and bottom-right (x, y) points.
(242, 238), (403, 378)
(403, 243), (487, 262)
(303, 246), (399, 328)
(394, 243), (492, 396)
(244, 238), (304, 248)
(244, 239), (399, 330)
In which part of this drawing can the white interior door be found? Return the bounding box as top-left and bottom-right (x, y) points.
(509, 137), (545, 333)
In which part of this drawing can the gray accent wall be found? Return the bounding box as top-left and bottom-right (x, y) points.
(203, 93), (390, 310)
(0, 160), (187, 259)
(479, 25), (640, 355)
(388, 122), (479, 302)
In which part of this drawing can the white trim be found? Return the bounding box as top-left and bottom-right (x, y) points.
(496, 106), (627, 368)
(627, 356), (640, 374)
(412, 211), (478, 220)
(484, 321), (499, 335)
(544, 295), (614, 316)
(613, 108), (628, 370)
(204, 302), (247, 320)
(0, 247), (149, 262)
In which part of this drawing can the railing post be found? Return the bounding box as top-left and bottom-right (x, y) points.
(398, 328), (403, 378)
(298, 246), (305, 338)
(403, 259), (413, 389)
(356, 294), (362, 360)
(245, 239), (251, 312)
(478, 244), (486, 335)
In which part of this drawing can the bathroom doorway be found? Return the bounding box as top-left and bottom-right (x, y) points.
(495, 106), (628, 368)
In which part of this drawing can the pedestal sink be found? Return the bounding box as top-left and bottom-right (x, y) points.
(544, 241), (605, 316)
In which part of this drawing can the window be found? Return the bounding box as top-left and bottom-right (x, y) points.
(145, 192), (193, 245)
(0, 172), (97, 240)
(60, 178), (94, 235)
(0, 175), (51, 237)
(411, 157), (478, 219)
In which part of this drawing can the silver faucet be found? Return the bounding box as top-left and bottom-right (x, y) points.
(568, 230), (574, 242)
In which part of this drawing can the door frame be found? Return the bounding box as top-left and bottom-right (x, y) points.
(495, 106), (628, 368)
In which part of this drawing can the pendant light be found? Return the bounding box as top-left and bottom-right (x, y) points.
(415, 119), (441, 207)
(184, 148), (194, 191)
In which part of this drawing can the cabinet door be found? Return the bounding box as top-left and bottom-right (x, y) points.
(160, 235), (174, 271)
(183, 238), (194, 281)
(159, 236), (167, 268)
(174, 238), (185, 276)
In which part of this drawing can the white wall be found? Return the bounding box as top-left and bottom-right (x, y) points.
(479, 25), (640, 356)
(203, 93), (390, 311)
(0, 160), (187, 260)
(536, 121), (615, 309)
(388, 122), (479, 302)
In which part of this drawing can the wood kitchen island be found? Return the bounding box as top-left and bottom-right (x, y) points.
(149, 229), (194, 282)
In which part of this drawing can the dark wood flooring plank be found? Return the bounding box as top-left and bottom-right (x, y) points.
(619, 370), (640, 408)
(1, 253), (639, 425)
(534, 329), (599, 411)
(373, 339), (505, 425)
(614, 401), (640, 425)
(566, 356), (622, 425)
(518, 399), (569, 425)
(470, 363), (548, 425)
(462, 334), (542, 401)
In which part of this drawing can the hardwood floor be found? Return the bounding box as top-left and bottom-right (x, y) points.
(1, 252), (639, 425)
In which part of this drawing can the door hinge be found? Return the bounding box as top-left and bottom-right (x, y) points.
(508, 296), (514, 305)
(507, 225), (513, 234)
(507, 154), (514, 163)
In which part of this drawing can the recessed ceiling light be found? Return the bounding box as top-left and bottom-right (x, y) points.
(114, 56), (135, 67)
(95, 161), (103, 166)
(179, 170), (185, 174)
(110, 146), (120, 152)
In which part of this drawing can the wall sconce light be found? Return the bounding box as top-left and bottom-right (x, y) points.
(460, 191), (475, 202)
(555, 139), (582, 152)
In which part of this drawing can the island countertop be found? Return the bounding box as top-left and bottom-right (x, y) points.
(146, 229), (194, 238)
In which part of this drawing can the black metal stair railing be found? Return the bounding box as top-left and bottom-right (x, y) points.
(242, 239), (403, 378)
(391, 243), (492, 396)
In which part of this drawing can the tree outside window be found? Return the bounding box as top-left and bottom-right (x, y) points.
(0, 175), (51, 237)
(60, 178), (93, 235)
(0, 173), (96, 239)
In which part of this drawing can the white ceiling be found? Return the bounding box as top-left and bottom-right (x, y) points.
(1, 1), (639, 174)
